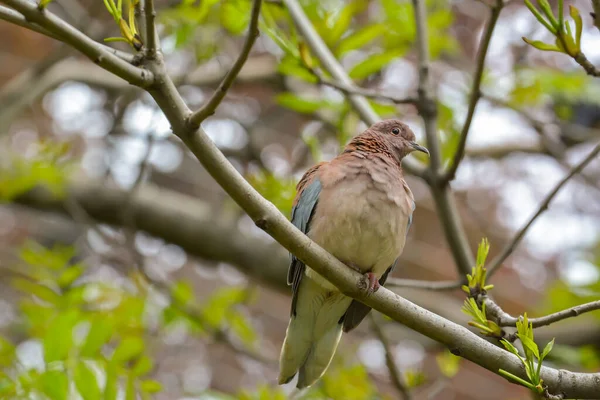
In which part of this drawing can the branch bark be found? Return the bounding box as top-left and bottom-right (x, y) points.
(483, 297), (600, 328)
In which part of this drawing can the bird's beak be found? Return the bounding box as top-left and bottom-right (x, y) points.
(410, 142), (430, 157)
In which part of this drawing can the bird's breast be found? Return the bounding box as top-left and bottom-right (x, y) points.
(305, 175), (410, 289)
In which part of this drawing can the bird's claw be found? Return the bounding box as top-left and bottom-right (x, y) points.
(359, 272), (380, 295)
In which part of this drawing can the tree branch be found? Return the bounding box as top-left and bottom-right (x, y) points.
(411, 0), (474, 276)
(487, 141), (600, 277)
(313, 70), (417, 105)
(143, 0), (158, 56)
(187, 0), (262, 127)
(0, 5), (135, 62)
(443, 0), (503, 182)
(1, 0), (152, 86)
(281, 0), (425, 178)
(370, 314), (412, 400)
(483, 297), (600, 329)
(386, 278), (463, 291)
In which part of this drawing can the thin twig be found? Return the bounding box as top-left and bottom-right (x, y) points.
(483, 296), (600, 328)
(386, 278), (463, 291)
(187, 0), (262, 127)
(411, 0), (475, 275)
(444, 0), (503, 182)
(488, 141), (600, 277)
(313, 69), (417, 104)
(2, 0), (151, 86)
(282, 0), (425, 177)
(370, 314), (412, 400)
(144, 0), (158, 56)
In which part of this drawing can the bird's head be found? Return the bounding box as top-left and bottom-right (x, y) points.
(367, 119), (430, 161)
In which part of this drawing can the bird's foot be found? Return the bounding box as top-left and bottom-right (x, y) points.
(359, 272), (380, 295)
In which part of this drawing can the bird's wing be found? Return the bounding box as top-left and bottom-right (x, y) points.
(342, 197), (416, 333)
(288, 162), (326, 316)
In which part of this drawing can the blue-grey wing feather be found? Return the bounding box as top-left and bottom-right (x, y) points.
(288, 178), (322, 316)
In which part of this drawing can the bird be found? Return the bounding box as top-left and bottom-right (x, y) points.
(278, 119), (429, 388)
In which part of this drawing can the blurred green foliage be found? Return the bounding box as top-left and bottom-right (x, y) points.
(247, 170), (297, 216)
(0, 141), (72, 202)
(0, 240), (258, 399)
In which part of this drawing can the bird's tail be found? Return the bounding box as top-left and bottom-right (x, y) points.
(278, 276), (352, 388)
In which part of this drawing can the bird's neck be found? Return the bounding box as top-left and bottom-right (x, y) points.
(343, 136), (402, 169)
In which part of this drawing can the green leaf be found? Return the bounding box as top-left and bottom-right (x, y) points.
(522, 37), (561, 53)
(524, 0), (556, 33)
(324, 1), (366, 46)
(277, 54), (318, 83)
(103, 362), (118, 400)
(171, 281), (195, 306)
(276, 92), (337, 114)
(43, 310), (80, 363)
(336, 23), (386, 57)
(348, 51), (399, 80)
(74, 361), (102, 400)
(57, 265), (85, 288)
(221, 0), (251, 35)
(0, 337), (15, 367)
(132, 355), (154, 377)
(111, 337), (144, 364)
(500, 339), (521, 357)
(39, 370), (69, 400)
(228, 311), (257, 346)
(140, 379), (162, 393)
(498, 369), (537, 390)
(436, 350), (460, 378)
(12, 278), (60, 305)
(80, 317), (113, 358)
(125, 374), (136, 400)
(519, 335), (540, 360)
(541, 338), (555, 360)
(570, 6), (583, 48)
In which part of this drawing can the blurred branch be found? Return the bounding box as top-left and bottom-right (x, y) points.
(483, 296), (600, 328)
(16, 181), (289, 290)
(281, 0), (425, 177)
(312, 69), (417, 104)
(488, 141), (600, 277)
(593, 0), (600, 32)
(187, 0), (262, 127)
(444, 0), (503, 182)
(0, 56), (276, 131)
(0, 5), (135, 62)
(465, 142), (545, 158)
(386, 278), (462, 291)
(370, 314), (412, 400)
(411, 0), (474, 276)
(1, 0), (152, 86)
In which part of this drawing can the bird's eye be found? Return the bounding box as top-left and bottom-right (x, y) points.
(392, 128), (400, 135)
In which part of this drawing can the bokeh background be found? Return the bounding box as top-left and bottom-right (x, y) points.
(1, 0), (600, 399)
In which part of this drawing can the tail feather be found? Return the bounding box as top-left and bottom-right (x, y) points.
(278, 276), (351, 388)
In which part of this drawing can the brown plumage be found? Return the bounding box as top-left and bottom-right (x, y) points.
(279, 120), (429, 388)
